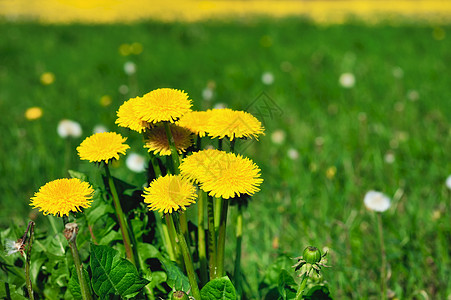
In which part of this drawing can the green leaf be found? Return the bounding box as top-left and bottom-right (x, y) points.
(200, 276), (236, 300)
(303, 284), (332, 300)
(90, 243), (149, 298)
(0, 281), (27, 300)
(68, 266), (91, 300)
(160, 257), (190, 292)
(277, 270), (297, 300)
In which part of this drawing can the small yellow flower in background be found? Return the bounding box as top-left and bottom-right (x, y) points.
(77, 132), (130, 163)
(177, 111), (211, 137)
(204, 108), (265, 141)
(143, 175), (197, 214)
(144, 124), (193, 156)
(119, 43), (131, 56)
(40, 72), (55, 85)
(135, 88), (192, 124)
(100, 95), (112, 107)
(326, 166), (337, 179)
(30, 178), (94, 217)
(25, 107), (43, 120)
(180, 149), (263, 199)
(130, 42), (143, 55)
(116, 96), (149, 133)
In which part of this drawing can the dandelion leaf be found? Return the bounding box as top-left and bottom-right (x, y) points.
(160, 257), (190, 292)
(200, 276), (236, 300)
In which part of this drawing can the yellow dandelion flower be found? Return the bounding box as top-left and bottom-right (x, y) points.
(119, 43), (131, 56)
(135, 88), (192, 124)
(40, 72), (55, 85)
(142, 175), (197, 214)
(144, 124), (193, 156)
(204, 108), (265, 140)
(25, 107), (43, 120)
(77, 132), (130, 163)
(100, 95), (112, 107)
(130, 42), (143, 55)
(177, 111), (211, 137)
(30, 178), (94, 217)
(180, 149), (263, 199)
(116, 96), (149, 133)
(326, 166), (337, 179)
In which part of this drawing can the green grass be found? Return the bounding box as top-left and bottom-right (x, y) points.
(1, 18), (450, 298)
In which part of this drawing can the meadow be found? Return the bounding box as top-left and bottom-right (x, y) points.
(0, 18), (450, 299)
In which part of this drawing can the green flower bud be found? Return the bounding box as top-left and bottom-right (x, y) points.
(303, 246), (322, 264)
(171, 291), (189, 300)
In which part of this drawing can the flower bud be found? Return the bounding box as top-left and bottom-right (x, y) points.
(303, 246), (322, 264)
(171, 291), (188, 300)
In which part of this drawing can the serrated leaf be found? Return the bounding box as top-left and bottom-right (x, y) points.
(90, 243), (149, 298)
(0, 281), (27, 300)
(68, 170), (88, 181)
(277, 270), (297, 300)
(160, 257), (190, 292)
(68, 266), (91, 300)
(200, 276), (236, 300)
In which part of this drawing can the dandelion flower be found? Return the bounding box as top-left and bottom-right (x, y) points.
(339, 72), (355, 88)
(130, 42), (143, 55)
(30, 178), (94, 217)
(5, 239), (24, 256)
(100, 95), (112, 107)
(446, 175), (451, 190)
(126, 153), (146, 173)
(116, 96), (149, 133)
(180, 149), (263, 199)
(119, 43), (131, 56)
(326, 166), (337, 179)
(25, 107), (43, 120)
(177, 111), (211, 137)
(204, 108), (265, 141)
(77, 132), (129, 163)
(364, 190), (391, 212)
(142, 175), (197, 214)
(261, 72), (274, 85)
(119, 85), (129, 95)
(40, 72), (55, 85)
(57, 119), (82, 138)
(144, 124), (192, 156)
(124, 61), (136, 75)
(135, 88), (192, 124)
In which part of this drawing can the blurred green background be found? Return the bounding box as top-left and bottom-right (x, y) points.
(0, 17), (450, 298)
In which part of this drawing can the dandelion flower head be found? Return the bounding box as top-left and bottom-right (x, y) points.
(177, 111), (211, 137)
(180, 149), (263, 199)
(142, 175), (197, 214)
(135, 88), (192, 124)
(30, 178), (94, 217)
(364, 190), (391, 212)
(77, 132), (130, 163)
(57, 119), (82, 138)
(116, 96), (150, 133)
(25, 107), (43, 120)
(144, 124), (193, 156)
(204, 108), (265, 141)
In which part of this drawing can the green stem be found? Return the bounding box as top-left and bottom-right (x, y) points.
(69, 239), (93, 300)
(25, 222), (34, 300)
(233, 205), (243, 297)
(198, 190), (208, 286)
(155, 212), (176, 261)
(104, 163), (136, 266)
(216, 197), (228, 278)
(295, 267), (313, 300)
(165, 214), (182, 266)
(207, 195), (217, 279)
(377, 213), (387, 300)
(214, 197), (221, 232)
(163, 122), (180, 174)
(170, 214), (201, 300)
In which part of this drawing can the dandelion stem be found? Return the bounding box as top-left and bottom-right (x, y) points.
(216, 197), (228, 278)
(233, 205), (243, 297)
(295, 267), (313, 300)
(377, 212), (387, 300)
(104, 163), (136, 266)
(170, 214), (201, 300)
(165, 214), (182, 266)
(25, 221), (35, 300)
(163, 122), (180, 174)
(68, 234), (93, 300)
(198, 190), (208, 286)
(207, 195), (217, 279)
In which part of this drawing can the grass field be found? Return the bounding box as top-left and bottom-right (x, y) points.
(1, 18), (450, 298)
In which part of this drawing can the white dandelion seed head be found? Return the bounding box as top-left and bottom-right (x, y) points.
(119, 85), (129, 95)
(271, 130), (286, 145)
(392, 66), (404, 79)
(364, 190), (391, 212)
(384, 152), (395, 164)
(213, 103), (227, 109)
(93, 124), (108, 134)
(126, 153), (146, 173)
(339, 72), (355, 88)
(124, 61), (136, 76)
(287, 148), (299, 160)
(407, 90), (420, 101)
(446, 175), (451, 190)
(57, 119), (82, 138)
(202, 88), (214, 101)
(5, 239), (21, 256)
(261, 72), (274, 85)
